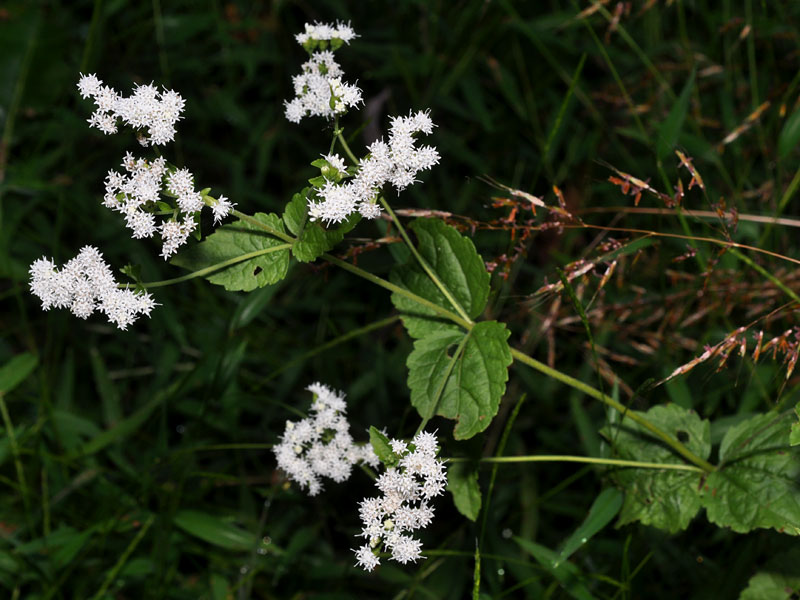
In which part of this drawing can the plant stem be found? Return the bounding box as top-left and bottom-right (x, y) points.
(90, 514), (155, 600)
(321, 253), (473, 329)
(508, 348), (715, 472)
(452, 454), (703, 472)
(0, 394), (31, 523)
(380, 196), (474, 325)
(128, 244), (292, 289)
(336, 131), (359, 165)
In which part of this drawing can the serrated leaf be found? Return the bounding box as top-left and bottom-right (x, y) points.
(790, 402), (800, 447)
(657, 71), (695, 160)
(170, 213), (290, 292)
(700, 412), (800, 535)
(779, 108), (800, 159)
(0, 353), (38, 394)
(739, 549), (800, 600)
(369, 426), (399, 467)
(600, 404), (710, 533)
(283, 191), (359, 263)
(173, 510), (258, 551)
(447, 461), (482, 520)
(407, 321), (512, 439)
(391, 219), (490, 338)
(555, 488), (623, 566)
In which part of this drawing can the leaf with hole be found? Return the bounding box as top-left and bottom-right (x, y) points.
(171, 213), (290, 291)
(407, 321), (512, 439)
(600, 404), (710, 533)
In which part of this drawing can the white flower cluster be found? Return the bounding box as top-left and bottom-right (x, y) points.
(77, 73), (185, 146)
(294, 21), (357, 47)
(29, 246), (155, 330)
(308, 111), (440, 224)
(353, 431), (447, 572)
(103, 152), (234, 259)
(284, 48), (362, 124)
(273, 383), (379, 496)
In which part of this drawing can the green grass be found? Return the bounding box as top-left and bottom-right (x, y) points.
(3, 1), (800, 598)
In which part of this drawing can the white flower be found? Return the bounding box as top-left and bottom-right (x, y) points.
(273, 383), (378, 496)
(295, 21), (357, 47)
(160, 216), (196, 259)
(77, 74), (185, 146)
(307, 111), (440, 225)
(211, 195), (235, 224)
(353, 430), (446, 571)
(29, 246), (155, 330)
(284, 46), (362, 123)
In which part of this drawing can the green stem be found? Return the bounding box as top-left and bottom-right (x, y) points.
(90, 514), (155, 600)
(127, 244), (292, 289)
(336, 131), (359, 165)
(0, 394), (31, 522)
(321, 253), (473, 329)
(454, 454), (703, 473)
(508, 348), (715, 473)
(380, 197), (474, 325)
(231, 209), (296, 244)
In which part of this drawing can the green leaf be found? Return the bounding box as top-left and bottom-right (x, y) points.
(514, 537), (596, 600)
(391, 218), (490, 338)
(555, 488), (623, 566)
(601, 404), (710, 533)
(173, 510), (258, 551)
(739, 549), (800, 600)
(447, 461), (482, 521)
(657, 70), (694, 160)
(407, 321), (512, 439)
(0, 353), (38, 394)
(369, 426), (400, 467)
(283, 190), (360, 263)
(790, 402), (800, 447)
(171, 213), (290, 292)
(700, 412), (800, 535)
(778, 108), (800, 159)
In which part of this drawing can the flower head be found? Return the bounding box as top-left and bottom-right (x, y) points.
(29, 246), (155, 330)
(353, 430), (446, 572)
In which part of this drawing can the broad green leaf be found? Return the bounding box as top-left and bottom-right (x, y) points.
(790, 401), (800, 447)
(657, 70), (695, 160)
(391, 218), (490, 338)
(283, 190), (359, 263)
(555, 488), (623, 566)
(0, 352), (37, 394)
(407, 321), (512, 439)
(171, 213), (290, 292)
(700, 412), (800, 535)
(778, 108), (800, 159)
(173, 510), (258, 551)
(739, 549), (800, 600)
(90, 347), (121, 427)
(369, 426), (399, 467)
(447, 461), (482, 521)
(514, 537), (596, 600)
(601, 404), (710, 533)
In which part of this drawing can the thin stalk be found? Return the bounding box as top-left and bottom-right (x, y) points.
(230, 209), (296, 244)
(321, 253), (473, 329)
(380, 197), (474, 325)
(90, 514), (155, 600)
(465, 454), (703, 473)
(336, 131), (359, 165)
(0, 394), (31, 521)
(127, 244), (292, 289)
(508, 348), (715, 473)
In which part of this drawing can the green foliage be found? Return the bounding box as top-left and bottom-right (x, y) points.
(555, 488), (623, 566)
(173, 510), (260, 551)
(739, 549), (800, 600)
(171, 213), (290, 291)
(778, 108), (800, 160)
(407, 321), (512, 439)
(701, 412), (800, 535)
(447, 461), (482, 521)
(0, 353), (37, 393)
(283, 189), (359, 262)
(514, 537), (596, 600)
(656, 71), (695, 160)
(391, 218), (490, 337)
(602, 404), (710, 533)
(369, 425), (400, 467)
